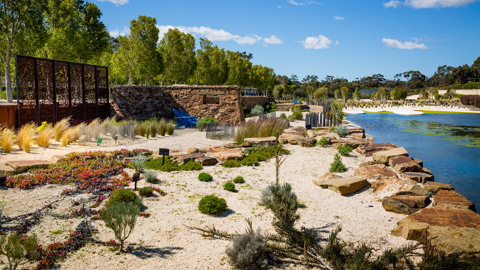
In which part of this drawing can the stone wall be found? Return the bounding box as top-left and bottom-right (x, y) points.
(241, 96), (270, 110)
(110, 85), (245, 124)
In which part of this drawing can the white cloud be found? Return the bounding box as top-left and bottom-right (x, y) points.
(382, 38), (428, 49)
(95, 0), (129, 6)
(156, 25), (263, 45)
(334, 16), (345, 20)
(384, 0), (479, 8)
(288, 0), (320, 5)
(277, 5), (282, 8)
(109, 26), (130, 37)
(300, 35), (334, 49)
(264, 35), (283, 44)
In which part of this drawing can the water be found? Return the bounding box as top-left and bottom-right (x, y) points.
(346, 113), (480, 208)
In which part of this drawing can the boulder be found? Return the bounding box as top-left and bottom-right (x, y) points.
(71, 193), (96, 206)
(49, 155), (66, 164)
(196, 156), (218, 166)
(372, 147), (409, 164)
(359, 160), (384, 167)
(244, 136), (278, 146)
(365, 134), (375, 141)
(278, 133), (304, 145)
(350, 132), (365, 139)
(171, 153), (205, 165)
(389, 156), (423, 173)
(323, 133), (341, 141)
(318, 177), (368, 196)
(373, 177), (427, 201)
(313, 173), (341, 186)
(283, 126), (306, 136)
(0, 163), (14, 178)
(347, 128), (365, 134)
(354, 164), (396, 180)
(297, 137), (316, 147)
(423, 182), (454, 195)
(187, 148), (201, 154)
(5, 160), (51, 173)
(433, 190), (476, 212)
(382, 195), (430, 215)
(356, 143), (398, 157)
(207, 148), (244, 162)
(345, 139), (375, 148)
(401, 172), (434, 184)
(391, 208), (480, 253)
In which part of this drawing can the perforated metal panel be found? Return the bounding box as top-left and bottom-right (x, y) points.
(16, 56), (37, 126)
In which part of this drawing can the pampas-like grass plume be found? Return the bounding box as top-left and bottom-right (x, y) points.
(17, 123), (36, 153)
(1, 128), (15, 153)
(54, 117), (71, 141)
(35, 124), (53, 148)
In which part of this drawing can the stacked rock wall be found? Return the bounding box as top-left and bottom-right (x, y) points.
(241, 96), (270, 110)
(110, 85), (245, 124)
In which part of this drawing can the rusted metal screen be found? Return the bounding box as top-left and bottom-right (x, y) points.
(15, 55), (108, 128)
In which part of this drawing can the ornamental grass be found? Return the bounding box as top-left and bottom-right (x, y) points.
(0, 128), (15, 153)
(158, 119), (167, 136)
(234, 118), (289, 145)
(36, 124), (53, 148)
(166, 120), (175, 135)
(54, 117), (71, 141)
(17, 122), (36, 153)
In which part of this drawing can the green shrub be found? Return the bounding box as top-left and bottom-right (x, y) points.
(197, 117), (218, 131)
(198, 195), (227, 214)
(250, 105), (264, 116)
(222, 145), (289, 168)
(267, 183), (299, 229)
(265, 103), (277, 112)
(146, 156), (203, 172)
(106, 189), (142, 209)
(0, 232), (39, 270)
(224, 181), (235, 191)
(329, 153), (346, 173)
(291, 111), (303, 120)
(223, 160), (241, 168)
(158, 119), (167, 136)
(138, 187), (153, 197)
(316, 136), (328, 147)
(142, 169), (158, 183)
(101, 201), (140, 252)
(278, 113), (287, 119)
(287, 115), (295, 122)
(198, 172), (213, 182)
(149, 123), (157, 138)
(337, 144), (352, 156)
(335, 125), (348, 138)
(166, 120), (175, 135)
(233, 176), (245, 184)
(131, 154), (147, 173)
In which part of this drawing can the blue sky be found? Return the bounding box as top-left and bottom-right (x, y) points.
(95, 0), (480, 82)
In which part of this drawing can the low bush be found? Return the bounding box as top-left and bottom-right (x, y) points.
(316, 136), (328, 147)
(291, 111), (303, 120)
(337, 144), (352, 156)
(198, 172), (213, 182)
(329, 153), (346, 173)
(131, 154), (147, 173)
(226, 227), (269, 270)
(250, 105), (265, 116)
(267, 183), (299, 229)
(335, 124), (348, 138)
(146, 156), (203, 172)
(101, 200), (140, 252)
(265, 103), (277, 112)
(198, 195), (227, 214)
(105, 189), (142, 209)
(233, 176), (245, 184)
(149, 122), (158, 138)
(0, 232), (39, 270)
(224, 181), (235, 191)
(197, 117), (218, 131)
(36, 121), (48, 132)
(259, 185), (273, 206)
(158, 119), (167, 136)
(138, 187), (153, 197)
(278, 113), (287, 120)
(222, 145), (289, 168)
(142, 169), (158, 183)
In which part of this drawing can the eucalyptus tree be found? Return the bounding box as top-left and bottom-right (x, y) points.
(116, 35), (139, 85)
(225, 50), (251, 87)
(158, 28), (196, 84)
(249, 65), (275, 91)
(0, 0), (47, 103)
(195, 38), (228, 85)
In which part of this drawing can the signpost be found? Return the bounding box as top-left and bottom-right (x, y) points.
(159, 148), (169, 165)
(133, 173), (140, 191)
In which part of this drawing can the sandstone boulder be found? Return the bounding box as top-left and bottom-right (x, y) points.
(373, 177), (427, 201)
(297, 137), (316, 147)
(350, 132), (365, 139)
(0, 163), (14, 178)
(196, 156), (218, 166)
(207, 148), (244, 162)
(401, 172), (434, 184)
(389, 156), (423, 173)
(354, 164), (396, 180)
(323, 132), (341, 141)
(356, 143), (398, 157)
(423, 182), (454, 195)
(278, 133), (304, 145)
(372, 147), (409, 164)
(5, 160), (51, 173)
(49, 155), (66, 164)
(382, 195), (430, 215)
(172, 153), (205, 165)
(318, 177), (368, 196)
(433, 190), (476, 212)
(244, 136), (278, 146)
(365, 134), (375, 141)
(313, 173), (341, 186)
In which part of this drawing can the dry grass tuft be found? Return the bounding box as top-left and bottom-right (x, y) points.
(35, 124), (53, 148)
(54, 117), (71, 141)
(166, 120), (175, 136)
(17, 123), (36, 153)
(0, 128), (15, 153)
(234, 118), (289, 145)
(61, 129), (72, 147)
(158, 119), (167, 136)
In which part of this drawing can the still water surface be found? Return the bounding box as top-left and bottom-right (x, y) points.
(346, 113), (480, 208)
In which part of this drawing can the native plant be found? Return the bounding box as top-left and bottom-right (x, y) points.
(250, 105), (264, 116)
(197, 117), (218, 131)
(198, 195), (227, 214)
(267, 183), (299, 229)
(142, 169), (158, 183)
(316, 136), (328, 147)
(54, 117), (71, 141)
(101, 201), (141, 252)
(274, 143), (287, 185)
(329, 153), (346, 173)
(131, 154), (147, 173)
(337, 144), (352, 156)
(166, 120), (175, 135)
(0, 128), (15, 153)
(234, 118), (288, 145)
(105, 189), (142, 209)
(158, 119), (167, 136)
(0, 232), (39, 270)
(233, 176), (245, 184)
(35, 124), (53, 148)
(17, 123), (36, 153)
(335, 124), (348, 138)
(138, 187), (153, 197)
(198, 172), (213, 182)
(224, 181), (235, 191)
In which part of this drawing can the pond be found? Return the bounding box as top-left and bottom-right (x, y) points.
(346, 112), (480, 209)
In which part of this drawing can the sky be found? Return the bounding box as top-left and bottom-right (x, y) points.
(94, 0), (480, 82)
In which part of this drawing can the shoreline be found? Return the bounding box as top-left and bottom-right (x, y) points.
(344, 104), (480, 115)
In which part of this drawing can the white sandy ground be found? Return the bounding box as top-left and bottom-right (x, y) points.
(0, 112), (432, 270)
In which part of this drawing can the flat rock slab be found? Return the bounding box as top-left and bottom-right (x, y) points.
(356, 143), (399, 157)
(433, 190), (476, 212)
(318, 177), (368, 196)
(389, 156), (423, 173)
(373, 177), (427, 201)
(207, 148), (244, 162)
(401, 171), (434, 183)
(243, 136), (278, 147)
(313, 173), (341, 186)
(172, 153), (206, 165)
(382, 195), (430, 215)
(354, 164), (396, 180)
(350, 132), (365, 139)
(424, 182), (454, 195)
(5, 160), (51, 173)
(0, 163), (15, 177)
(196, 156), (218, 166)
(297, 137), (316, 147)
(49, 155), (66, 164)
(426, 225), (480, 254)
(283, 126), (306, 136)
(373, 147), (409, 164)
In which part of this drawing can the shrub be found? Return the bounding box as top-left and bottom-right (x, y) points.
(338, 144), (352, 156)
(131, 154), (147, 173)
(54, 117), (71, 141)
(0, 128), (15, 153)
(222, 145), (289, 168)
(250, 105), (264, 116)
(266, 103), (277, 112)
(329, 153), (346, 173)
(101, 201), (140, 252)
(0, 232), (39, 270)
(142, 169), (158, 183)
(198, 172), (213, 182)
(138, 187), (153, 197)
(105, 189), (142, 209)
(61, 128), (72, 147)
(316, 136), (328, 147)
(198, 195), (227, 214)
(222, 160), (241, 168)
(224, 181), (235, 191)
(267, 183), (299, 229)
(197, 117), (218, 131)
(291, 111), (303, 120)
(233, 176), (245, 184)
(146, 156), (203, 172)
(234, 118), (288, 145)
(335, 124), (348, 138)
(137, 125), (147, 137)
(166, 120), (175, 135)
(158, 119), (167, 136)
(259, 185), (273, 206)
(287, 115), (295, 122)
(291, 104), (301, 112)
(17, 123), (36, 153)
(278, 113), (287, 120)
(36, 121), (48, 132)
(226, 228), (269, 270)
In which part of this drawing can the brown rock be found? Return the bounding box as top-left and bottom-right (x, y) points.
(433, 190), (476, 212)
(196, 156), (218, 166)
(365, 134), (375, 141)
(187, 148), (201, 154)
(382, 195), (430, 215)
(389, 156), (423, 173)
(424, 182), (454, 195)
(356, 143), (398, 157)
(347, 128), (365, 134)
(244, 136), (278, 146)
(344, 139), (375, 148)
(207, 148), (244, 162)
(350, 132), (365, 139)
(317, 177), (368, 196)
(354, 164), (396, 180)
(313, 173), (341, 186)
(401, 172), (434, 184)
(297, 137), (316, 147)
(0, 163), (14, 177)
(49, 155), (66, 164)
(372, 147), (409, 164)
(5, 160), (51, 173)
(373, 177), (426, 201)
(172, 153), (205, 165)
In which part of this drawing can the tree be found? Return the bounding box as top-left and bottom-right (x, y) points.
(334, 90), (341, 99)
(0, 0), (47, 103)
(225, 50), (251, 87)
(273, 85), (283, 99)
(378, 87), (390, 100)
(391, 87), (407, 100)
(158, 28), (197, 84)
(306, 85), (314, 97)
(340, 86), (349, 100)
(116, 35), (139, 85)
(131, 16), (163, 85)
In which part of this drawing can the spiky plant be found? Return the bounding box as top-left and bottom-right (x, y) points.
(158, 119), (167, 136)
(53, 117), (71, 141)
(166, 120), (175, 135)
(17, 123), (36, 153)
(267, 183), (299, 230)
(35, 124), (53, 148)
(0, 128), (15, 153)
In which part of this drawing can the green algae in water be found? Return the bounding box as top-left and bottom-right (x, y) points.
(391, 119), (480, 148)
